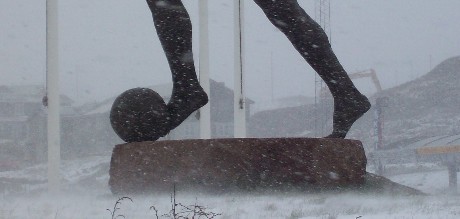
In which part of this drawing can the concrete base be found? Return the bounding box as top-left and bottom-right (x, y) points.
(109, 138), (367, 194)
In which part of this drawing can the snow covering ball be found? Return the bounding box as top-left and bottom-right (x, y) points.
(110, 87), (169, 142)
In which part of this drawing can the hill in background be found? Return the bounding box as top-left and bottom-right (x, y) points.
(250, 56), (460, 151)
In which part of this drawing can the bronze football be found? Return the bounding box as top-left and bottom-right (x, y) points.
(110, 88), (169, 142)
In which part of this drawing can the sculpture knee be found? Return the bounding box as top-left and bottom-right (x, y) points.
(147, 0), (185, 8)
(253, 0), (306, 30)
(147, 0), (188, 15)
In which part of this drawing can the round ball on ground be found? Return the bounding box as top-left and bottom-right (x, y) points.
(110, 87), (169, 142)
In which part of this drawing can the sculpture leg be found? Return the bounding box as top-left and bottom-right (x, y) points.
(254, 0), (370, 138)
(146, 0), (208, 133)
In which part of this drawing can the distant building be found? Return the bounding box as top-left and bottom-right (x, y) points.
(251, 95), (315, 115)
(0, 85), (45, 142)
(78, 80), (254, 149)
(370, 134), (460, 175)
(249, 96), (333, 138)
(0, 81), (255, 166)
(0, 85), (76, 166)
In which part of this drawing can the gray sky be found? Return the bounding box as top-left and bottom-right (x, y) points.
(1, 0), (460, 105)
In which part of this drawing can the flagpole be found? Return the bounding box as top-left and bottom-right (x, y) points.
(234, 0), (246, 137)
(199, 0), (211, 139)
(46, 0), (61, 194)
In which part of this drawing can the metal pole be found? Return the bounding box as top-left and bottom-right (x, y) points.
(234, 0), (246, 137)
(46, 0), (61, 194)
(373, 107), (380, 150)
(199, 0), (211, 139)
(448, 163), (457, 193)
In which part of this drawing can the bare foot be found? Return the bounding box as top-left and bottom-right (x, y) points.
(165, 82), (209, 133)
(326, 93), (371, 138)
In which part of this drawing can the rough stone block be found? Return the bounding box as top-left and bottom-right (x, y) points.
(109, 138), (367, 194)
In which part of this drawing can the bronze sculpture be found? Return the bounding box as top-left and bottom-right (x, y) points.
(146, 0), (370, 139)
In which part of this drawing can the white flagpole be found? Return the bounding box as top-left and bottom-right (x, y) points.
(46, 0), (61, 194)
(199, 0), (211, 139)
(234, 0), (246, 137)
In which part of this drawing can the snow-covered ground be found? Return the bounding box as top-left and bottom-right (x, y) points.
(0, 157), (459, 219)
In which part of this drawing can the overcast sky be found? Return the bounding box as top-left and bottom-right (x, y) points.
(1, 0), (460, 105)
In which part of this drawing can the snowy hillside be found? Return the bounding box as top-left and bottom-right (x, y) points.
(350, 56), (460, 150)
(249, 55), (460, 150)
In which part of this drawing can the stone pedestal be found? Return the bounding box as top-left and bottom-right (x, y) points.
(109, 138), (367, 194)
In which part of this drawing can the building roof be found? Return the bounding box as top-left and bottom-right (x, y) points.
(372, 134), (460, 162)
(82, 79), (254, 116)
(0, 85), (73, 105)
(410, 135), (460, 149)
